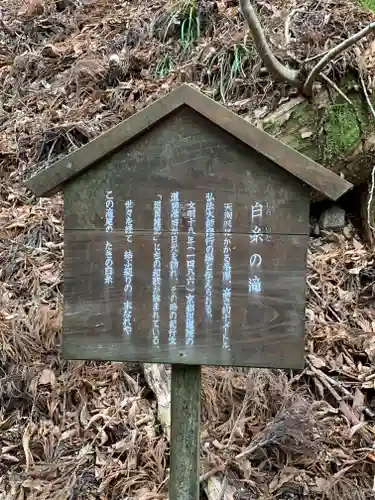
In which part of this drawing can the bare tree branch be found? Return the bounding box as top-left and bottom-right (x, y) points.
(358, 69), (375, 121)
(239, 0), (301, 87)
(239, 0), (375, 97)
(319, 73), (353, 106)
(284, 7), (305, 46)
(303, 21), (375, 95)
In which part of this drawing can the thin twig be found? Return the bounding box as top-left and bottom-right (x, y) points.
(306, 278), (343, 323)
(306, 366), (362, 430)
(358, 56), (375, 237)
(321, 72), (365, 134)
(199, 466), (225, 483)
(358, 70), (375, 121)
(227, 384), (251, 447)
(303, 50), (329, 64)
(307, 364), (344, 403)
(306, 361), (375, 425)
(284, 8), (305, 46)
(367, 165), (375, 234)
(307, 360), (375, 418)
(303, 21), (375, 95)
(234, 441), (264, 460)
(320, 72), (353, 106)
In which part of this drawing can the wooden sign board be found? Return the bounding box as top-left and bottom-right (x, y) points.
(63, 107), (311, 369)
(25, 84), (353, 370)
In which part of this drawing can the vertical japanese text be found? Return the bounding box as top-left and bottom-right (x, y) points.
(222, 203), (232, 350)
(204, 192), (215, 323)
(185, 201), (196, 346)
(104, 191), (114, 285)
(152, 198), (162, 347)
(169, 192), (179, 345)
(123, 199), (134, 336)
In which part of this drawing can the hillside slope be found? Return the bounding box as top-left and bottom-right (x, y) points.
(1, 0), (375, 190)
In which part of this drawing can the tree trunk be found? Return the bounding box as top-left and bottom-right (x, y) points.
(360, 178), (375, 245)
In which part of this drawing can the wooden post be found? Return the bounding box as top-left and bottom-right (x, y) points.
(170, 364), (201, 500)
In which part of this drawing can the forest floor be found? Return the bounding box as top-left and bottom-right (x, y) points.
(1, 0), (375, 499)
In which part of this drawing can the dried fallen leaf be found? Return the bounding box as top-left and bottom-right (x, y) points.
(349, 421), (368, 438)
(18, 0), (44, 17)
(308, 354), (326, 369)
(22, 424), (35, 469)
(269, 469), (296, 493)
(38, 368), (56, 386)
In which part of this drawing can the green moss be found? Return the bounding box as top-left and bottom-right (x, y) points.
(322, 103), (362, 162)
(358, 0), (375, 12)
(263, 82), (370, 166)
(263, 100), (322, 162)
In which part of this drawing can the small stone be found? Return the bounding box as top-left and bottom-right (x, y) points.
(319, 205), (346, 230)
(300, 129), (313, 139)
(343, 225), (352, 239)
(41, 45), (60, 58)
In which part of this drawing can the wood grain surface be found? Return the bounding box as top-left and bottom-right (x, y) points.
(60, 105), (312, 369)
(63, 106), (310, 235)
(63, 230), (307, 368)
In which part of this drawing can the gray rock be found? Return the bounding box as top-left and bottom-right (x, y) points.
(312, 222), (320, 236)
(319, 205), (346, 230)
(343, 225), (353, 239)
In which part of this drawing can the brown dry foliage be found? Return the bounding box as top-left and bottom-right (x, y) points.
(0, 0), (375, 499)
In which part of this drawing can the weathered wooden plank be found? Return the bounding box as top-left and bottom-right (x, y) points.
(63, 106), (310, 235)
(65, 188), (308, 235)
(62, 230), (307, 368)
(170, 364), (201, 500)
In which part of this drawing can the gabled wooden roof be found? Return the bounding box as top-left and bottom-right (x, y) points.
(25, 83), (352, 200)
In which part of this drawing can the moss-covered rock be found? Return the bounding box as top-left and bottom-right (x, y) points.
(262, 84), (370, 169)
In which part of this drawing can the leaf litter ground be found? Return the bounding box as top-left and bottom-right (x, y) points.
(0, 0), (375, 498)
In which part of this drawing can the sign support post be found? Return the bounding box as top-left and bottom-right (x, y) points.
(170, 364), (201, 500)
